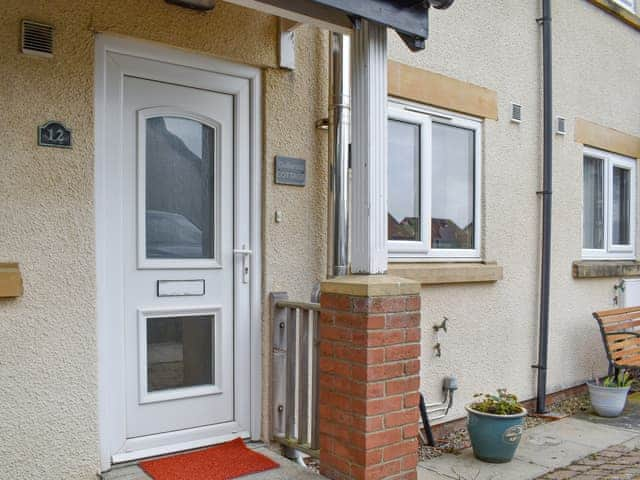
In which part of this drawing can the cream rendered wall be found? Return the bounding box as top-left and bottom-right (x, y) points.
(0, 1), (327, 477)
(389, 1), (640, 421)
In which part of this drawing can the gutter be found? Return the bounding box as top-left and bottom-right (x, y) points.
(534, 0), (553, 414)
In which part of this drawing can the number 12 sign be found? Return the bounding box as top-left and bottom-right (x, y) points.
(38, 121), (72, 149)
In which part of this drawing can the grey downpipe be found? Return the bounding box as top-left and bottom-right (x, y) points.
(535, 0), (552, 414)
(327, 32), (350, 278)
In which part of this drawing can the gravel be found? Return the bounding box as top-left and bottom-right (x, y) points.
(419, 394), (591, 461)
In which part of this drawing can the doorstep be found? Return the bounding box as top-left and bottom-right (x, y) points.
(100, 443), (323, 480)
(418, 417), (640, 480)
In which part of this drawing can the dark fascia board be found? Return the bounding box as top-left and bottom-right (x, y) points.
(312, 0), (428, 39)
(254, 0), (429, 49)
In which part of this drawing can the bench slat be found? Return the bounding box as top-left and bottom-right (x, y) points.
(603, 319), (640, 332)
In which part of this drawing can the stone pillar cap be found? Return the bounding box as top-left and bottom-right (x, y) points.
(321, 274), (420, 297)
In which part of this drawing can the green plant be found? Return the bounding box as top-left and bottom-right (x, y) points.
(600, 370), (635, 388)
(470, 389), (524, 415)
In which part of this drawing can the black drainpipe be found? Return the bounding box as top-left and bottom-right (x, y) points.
(534, 0), (552, 414)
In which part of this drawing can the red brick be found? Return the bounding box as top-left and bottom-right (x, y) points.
(404, 359), (420, 375)
(353, 296), (407, 314)
(385, 344), (421, 361)
(386, 377), (420, 395)
(354, 395), (404, 416)
(320, 324), (353, 342)
(351, 380), (384, 398)
(404, 327), (421, 343)
(320, 452), (352, 477)
(403, 423), (419, 439)
(404, 392), (420, 409)
(400, 450), (418, 470)
(382, 439), (416, 461)
(320, 311), (336, 325)
(386, 312), (421, 329)
(322, 293), (353, 311)
(385, 409), (418, 428)
(320, 342), (334, 357)
(363, 428), (402, 449)
(363, 459), (402, 479)
(405, 295), (421, 312)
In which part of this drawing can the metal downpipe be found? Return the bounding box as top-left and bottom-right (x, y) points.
(535, 0), (553, 414)
(326, 32), (350, 278)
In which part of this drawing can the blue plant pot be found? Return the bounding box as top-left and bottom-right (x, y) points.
(465, 404), (527, 463)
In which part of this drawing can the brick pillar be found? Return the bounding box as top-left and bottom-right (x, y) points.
(318, 275), (421, 480)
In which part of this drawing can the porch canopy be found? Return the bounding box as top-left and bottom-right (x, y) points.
(226, 0), (440, 50)
(227, 0), (453, 274)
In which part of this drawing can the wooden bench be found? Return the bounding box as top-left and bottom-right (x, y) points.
(594, 306), (640, 375)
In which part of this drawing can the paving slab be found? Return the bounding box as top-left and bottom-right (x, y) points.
(418, 417), (640, 480)
(524, 417), (638, 449)
(573, 391), (640, 432)
(418, 449), (548, 480)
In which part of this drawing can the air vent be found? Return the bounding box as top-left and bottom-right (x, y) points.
(21, 20), (54, 57)
(556, 116), (567, 135)
(510, 103), (522, 123)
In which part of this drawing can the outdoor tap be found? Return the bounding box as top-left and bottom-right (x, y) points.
(433, 316), (448, 333)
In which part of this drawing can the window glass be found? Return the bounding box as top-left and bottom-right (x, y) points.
(431, 123), (475, 250)
(583, 156), (605, 249)
(145, 117), (215, 259)
(612, 166), (631, 245)
(388, 119), (421, 242)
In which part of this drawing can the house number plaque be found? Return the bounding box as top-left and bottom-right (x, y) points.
(38, 121), (72, 148)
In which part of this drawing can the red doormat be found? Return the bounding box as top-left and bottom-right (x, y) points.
(140, 438), (280, 480)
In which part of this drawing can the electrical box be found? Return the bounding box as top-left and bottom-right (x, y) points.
(623, 278), (640, 307)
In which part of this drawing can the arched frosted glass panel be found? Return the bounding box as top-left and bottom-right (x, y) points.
(431, 123), (475, 249)
(145, 117), (215, 259)
(388, 119), (421, 242)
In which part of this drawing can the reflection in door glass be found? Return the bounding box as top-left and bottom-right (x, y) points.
(146, 117), (215, 259)
(147, 315), (214, 392)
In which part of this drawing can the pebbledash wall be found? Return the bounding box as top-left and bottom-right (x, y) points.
(1, 1), (327, 478)
(0, 0), (639, 479)
(390, 0), (640, 422)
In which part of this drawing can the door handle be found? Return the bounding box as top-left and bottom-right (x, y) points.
(233, 245), (252, 284)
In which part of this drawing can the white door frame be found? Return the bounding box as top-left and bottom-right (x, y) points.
(94, 34), (262, 471)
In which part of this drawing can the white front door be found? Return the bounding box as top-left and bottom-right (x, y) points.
(97, 39), (258, 463)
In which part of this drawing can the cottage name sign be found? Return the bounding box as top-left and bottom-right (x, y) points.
(38, 121), (72, 148)
(275, 156), (306, 186)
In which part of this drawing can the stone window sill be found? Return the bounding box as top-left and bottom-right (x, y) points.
(573, 260), (640, 279)
(387, 261), (503, 285)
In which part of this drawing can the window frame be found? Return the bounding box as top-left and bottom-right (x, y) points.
(612, 0), (636, 14)
(582, 146), (636, 260)
(387, 100), (482, 261)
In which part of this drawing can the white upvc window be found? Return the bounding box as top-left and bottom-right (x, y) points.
(612, 0), (636, 13)
(582, 146), (636, 260)
(387, 100), (482, 260)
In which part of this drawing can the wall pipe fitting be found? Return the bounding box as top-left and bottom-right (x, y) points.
(534, 0), (553, 414)
(326, 32), (350, 278)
